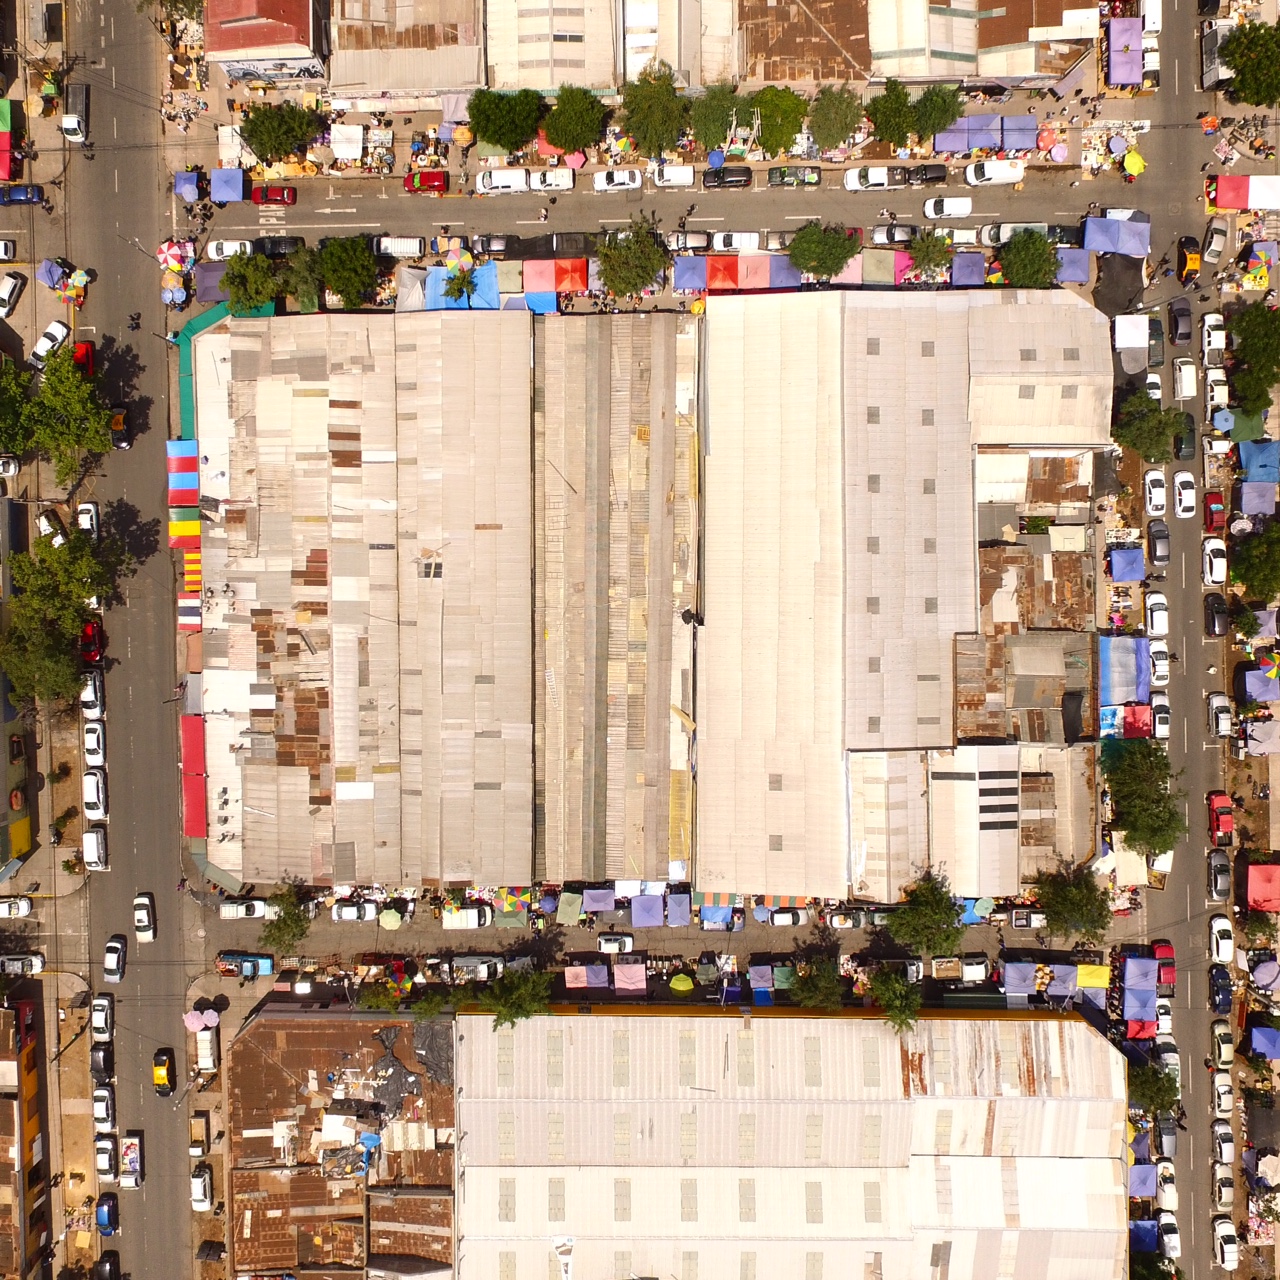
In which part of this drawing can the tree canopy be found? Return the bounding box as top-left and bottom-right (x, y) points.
(1033, 863), (1112, 943)
(1232, 521), (1280, 599)
(473, 969), (553, 1029)
(788, 221), (859, 278)
(0, 614), (82, 704)
(1222, 21), (1280, 106)
(596, 215), (667, 296)
(1228, 299), (1280, 414)
(865, 78), (915, 148)
(280, 245), (321, 312)
(543, 85), (606, 154)
(689, 83), (744, 151)
(1099, 739), (1189, 857)
(24, 349), (114, 484)
(467, 88), (543, 152)
(259, 884), (313, 954)
(808, 84), (861, 151)
(867, 968), (922, 1034)
(442, 268), (478, 304)
(1000, 229), (1059, 288)
(0, 362), (32, 456)
(621, 60), (686, 158)
(1112, 389), (1186, 463)
(912, 85), (964, 140)
(754, 85), (808, 157)
(792, 959), (845, 1010)
(885, 871), (966, 956)
(223, 251), (278, 316)
(239, 102), (323, 163)
(319, 236), (378, 310)
(1128, 1062), (1182, 1115)
(908, 232), (952, 276)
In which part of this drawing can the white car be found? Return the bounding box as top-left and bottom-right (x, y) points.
(1212, 1021), (1235, 1069)
(207, 239), (254, 261)
(1213, 1163), (1236, 1212)
(218, 898), (280, 920)
(190, 1164), (213, 1212)
(1150, 638), (1170, 688)
(531, 169), (574, 191)
(28, 319), (69, 369)
(1151, 690), (1171, 740)
(474, 169), (530, 195)
(1206, 366), (1229, 411)
(769, 907), (804, 927)
(0, 896), (30, 919)
(1143, 469), (1167, 517)
(593, 168), (642, 193)
(964, 159), (1025, 186)
(1145, 590), (1170, 637)
(91, 1085), (114, 1133)
(133, 892), (156, 943)
(1212, 1116), (1235, 1163)
(1157, 1210), (1181, 1260)
(1213, 1215), (1240, 1271)
(1153, 1037), (1181, 1098)
(89, 994), (113, 1043)
(1213, 1070), (1234, 1119)
(923, 197), (972, 218)
(1202, 536), (1228, 585)
(83, 721), (105, 768)
(1145, 371), (1162, 401)
(1154, 1158), (1177, 1211)
(710, 232), (760, 252)
(331, 899), (378, 923)
(1203, 217), (1229, 267)
(843, 166), (905, 191)
(1155, 996), (1173, 1037)
(36, 508), (66, 548)
(1208, 692), (1232, 738)
(81, 671), (104, 721)
(82, 769), (107, 822)
(76, 501), (99, 541)
(0, 272), (24, 320)
(1172, 470), (1196, 518)
(1209, 914), (1234, 964)
(102, 934), (126, 984)
(1202, 311), (1227, 367)
(94, 1136), (117, 1182)
(597, 933), (634, 953)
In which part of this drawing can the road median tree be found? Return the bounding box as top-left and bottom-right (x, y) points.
(1222, 21), (1280, 106)
(690, 83), (746, 151)
(23, 349), (113, 484)
(473, 969), (553, 1029)
(792, 958), (844, 1010)
(1228, 299), (1280, 413)
(807, 84), (860, 151)
(866, 79), (914, 147)
(885, 871), (966, 956)
(1099, 738), (1188, 857)
(754, 85), (808, 157)
(1231, 521), (1280, 600)
(467, 89), (543, 153)
(1128, 1061), (1181, 1115)
(260, 884), (313, 954)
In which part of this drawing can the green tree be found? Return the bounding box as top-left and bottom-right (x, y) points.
(808, 84), (861, 151)
(1129, 1255), (1179, 1280)
(597, 215), (668, 297)
(410, 990), (448, 1021)
(1099, 739), (1189, 857)
(1000, 229), (1059, 288)
(911, 84), (964, 140)
(467, 88), (543, 153)
(473, 969), (553, 1029)
(885, 871), (966, 956)
(788, 221), (859, 279)
(792, 959), (844, 1010)
(690, 83), (745, 151)
(866, 78), (915, 148)
(544, 85), (606, 154)
(259, 885), (312, 954)
(1112, 389), (1187, 463)
(1232, 522), (1280, 599)
(1235, 602), (1263, 639)
(280, 245), (322, 312)
(23, 350), (113, 485)
(0, 614), (81, 705)
(442, 268), (478, 305)
(9, 531), (116, 639)
(0, 362), (32, 456)
(754, 85), (808, 157)
(223, 251), (278, 316)
(1242, 910), (1276, 945)
(357, 984), (404, 1011)
(867, 967), (922, 1034)
(1228, 299), (1280, 413)
(621, 60), (686, 158)
(1128, 1062), (1182, 1115)
(1033, 862), (1112, 943)
(1222, 21), (1280, 106)
(319, 236), (378, 310)
(239, 101), (323, 163)
(908, 232), (952, 276)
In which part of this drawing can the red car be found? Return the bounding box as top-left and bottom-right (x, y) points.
(80, 620), (104, 664)
(1204, 491), (1226, 533)
(403, 170), (448, 194)
(1208, 791), (1235, 847)
(1152, 939), (1176, 996)
(73, 341), (95, 378)
(250, 185), (296, 206)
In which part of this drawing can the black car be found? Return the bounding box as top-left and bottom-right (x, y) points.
(471, 234), (514, 256)
(1147, 519), (1171, 566)
(254, 236), (305, 258)
(1148, 315), (1165, 369)
(1209, 963), (1232, 1015)
(906, 164), (947, 186)
(1174, 416), (1197, 460)
(93, 1251), (120, 1280)
(702, 166), (752, 189)
(1049, 222), (1084, 247)
(1205, 591), (1229, 636)
(1169, 296), (1193, 346)
(90, 1042), (114, 1085)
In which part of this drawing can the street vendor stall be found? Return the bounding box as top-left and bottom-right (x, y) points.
(210, 168), (244, 203)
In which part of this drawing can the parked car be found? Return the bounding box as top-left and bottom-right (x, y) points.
(80, 671), (104, 721)
(470, 234), (513, 256)
(1204, 592), (1229, 636)
(1156, 996), (1174, 1037)
(1153, 940), (1176, 995)
(1207, 691), (1232, 738)
(709, 232), (759, 252)
(1168, 295), (1193, 345)
(207, 240), (253, 261)
(593, 169), (642, 193)
(1173, 427), (1196, 460)
(597, 933), (634, 953)
(844, 166), (906, 191)
(1143, 469), (1167, 517)
(870, 224), (920, 246)
(1203, 216), (1229, 266)
(769, 907), (804, 927)
(1145, 590), (1170, 637)
(0, 897), (31, 919)
(95, 1136), (117, 1182)
(1213, 1215), (1240, 1271)
(531, 169), (575, 192)
(218, 898), (279, 920)
(28, 319), (69, 369)
(702, 166), (752, 189)
(90, 1043), (114, 1084)
(1212, 1019), (1236, 1067)
(923, 197), (972, 219)
(92, 1085), (114, 1132)
(1148, 315), (1165, 368)
(133, 893), (156, 942)
(90, 994), (113, 1043)
(1202, 536), (1228, 585)
(906, 164), (947, 186)
(1209, 913), (1234, 963)
(250, 184), (296, 205)
(1145, 371), (1162, 401)
(1154, 1110), (1177, 1157)
(1157, 1210), (1181, 1260)
(1176, 236), (1201, 285)
(1212, 1163), (1236, 1212)
(0, 186), (44, 205)
(190, 1164), (213, 1212)
(1147, 519), (1170, 566)
(1153, 1037), (1181, 1096)
(1212, 1069), (1234, 1118)
(1204, 490), (1227, 532)
(81, 619), (104, 664)
(102, 934), (126, 984)
(763, 231), (794, 251)
(665, 231), (710, 251)
(1206, 366), (1229, 411)
(1149, 638), (1170, 688)
(1209, 790), (1234, 845)
(254, 236), (304, 258)
(82, 768), (107, 822)
(1209, 962), (1233, 1013)
(1211, 1115), (1235, 1161)
(403, 170), (448, 194)
(109, 406), (130, 451)
(0, 271), (25, 320)
(95, 1193), (118, 1238)
(77, 501), (100, 541)
(1155, 1158), (1177, 1210)
(1151, 690), (1171, 740)
(963, 159), (1024, 185)
(330, 899), (378, 923)
(767, 166), (820, 187)
(1202, 311), (1227, 366)
(1173, 470), (1196, 519)
(93, 1252), (121, 1280)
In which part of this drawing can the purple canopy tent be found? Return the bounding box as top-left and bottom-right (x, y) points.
(1129, 1164), (1158, 1197)
(1000, 116), (1038, 151)
(1256, 610), (1279, 638)
(768, 254), (802, 288)
(584, 964), (609, 988)
(1002, 962), (1038, 994)
(583, 887), (616, 912)
(210, 168), (244, 203)
(1245, 667), (1280, 702)
(1083, 216), (1151, 256)
(1123, 986), (1158, 1020)
(35, 258), (66, 288)
(667, 893), (691, 927)
(673, 256), (707, 291)
(174, 170), (199, 202)
(194, 261), (229, 303)
(1108, 18), (1144, 86)
(967, 115), (1002, 149)
(748, 964), (773, 989)
(950, 252), (986, 287)
(1056, 247), (1090, 282)
(1047, 965), (1079, 997)
(1242, 481), (1277, 515)
(1110, 546), (1145, 582)
(630, 894), (665, 927)
(1252, 1026), (1280, 1058)
(1124, 955), (1159, 989)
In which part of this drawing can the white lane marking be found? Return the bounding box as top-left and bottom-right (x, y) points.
(114, 170), (117, 193)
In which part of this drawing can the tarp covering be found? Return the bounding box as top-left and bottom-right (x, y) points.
(395, 266), (427, 312)
(525, 291), (558, 314)
(1056, 247), (1090, 283)
(583, 887), (615, 912)
(613, 964), (647, 992)
(182, 773), (208, 837)
(1047, 964), (1079, 996)
(1242, 481), (1277, 515)
(861, 249), (897, 285)
(950, 252), (986, 287)
(1231, 410), (1267, 441)
(1124, 955), (1159, 989)
(1129, 1221), (1159, 1253)
(1077, 964), (1110, 988)
(180, 716), (206, 775)
(174, 171), (199, 201)
(330, 122), (365, 160)
(1128, 1019), (1156, 1039)
(1245, 668), (1280, 702)
(748, 964), (773, 989)
(1087, 217), (1151, 257)
(424, 262), (500, 310)
(193, 261), (229, 304)
(564, 964), (588, 988)
(1253, 1026), (1280, 1058)
(555, 891), (583, 925)
(1000, 115), (1039, 151)
(210, 168), (244, 203)
(1241, 439), (1280, 482)
(1113, 313), (1150, 348)
(673, 256), (707, 291)
(1247, 720), (1280, 754)
(1123, 986), (1158, 1020)
(1257, 610), (1279, 638)
(1100, 636), (1151, 705)
(630, 894), (665, 927)
(1002, 962), (1038, 994)
(1249, 864), (1280, 911)
(1129, 1164), (1158, 1197)
(667, 893), (691, 927)
(699, 904), (733, 924)
(1110, 546), (1145, 582)
(1108, 18), (1143, 86)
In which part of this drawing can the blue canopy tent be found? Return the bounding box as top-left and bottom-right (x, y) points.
(967, 115), (1002, 149)
(1000, 116), (1039, 151)
(768, 254), (802, 288)
(933, 122), (970, 151)
(630, 893), (665, 927)
(673, 256), (707, 291)
(1002, 962), (1038, 994)
(210, 168), (244, 203)
(1083, 217), (1151, 256)
(950, 252), (986, 287)
(1056, 247), (1090, 282)
(525, 291), (558, 314)
(1241, 439), (1280, 482)
(1123, 955), (1159, 989)
(1100, 636), (1151, 705)
(1242, 481), (1277, 515)
(667, 893), (691, 927)
(1244, 667), (1280, 702)
(1123, 986), (1158, 1020)
(174, 171), (199, 202)
(1110, 546), (1145, 582)
(1129, 1164), (1158, 1197)
(35, 258), (66, 288)
(1130, 1222), (1160, 1254)
(1252, 1026), (1280, 1058)
(424, 262), (500, 310)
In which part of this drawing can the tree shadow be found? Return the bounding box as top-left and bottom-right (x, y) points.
(792, 922), (840, 962)
(94, 335), (154, 443)
(506, 922), (566, 971)
(102, 498), (160, 568)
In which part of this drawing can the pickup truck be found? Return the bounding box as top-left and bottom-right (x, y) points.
(218, 898), (280, 921)
(444, 955), (504, 983)
(215, 951), (274, 978)
(930, 954), (991, 984)
(189, 1112), (209, 1158)
(119, 1133), (142, 1189)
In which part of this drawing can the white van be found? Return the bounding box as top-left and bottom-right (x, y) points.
(195, 1026), (220, 1073)
(83, 826), (108, 871)
(531, 169), (574, 191)
(441, 904), (494, 930)
(964, 159), (1025, 186)
(1173, 358), (1197, 401)
(1142, 0), (1162, 34)
(475, 169), (529, 195)
(652, 163), (695, 188)
(373, 236), (426, 258)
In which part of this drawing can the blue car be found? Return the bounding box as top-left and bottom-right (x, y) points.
(0, 185), (43, 205)
(95, 1192), (118, 1237)
(1209, 964), (1233, 1016)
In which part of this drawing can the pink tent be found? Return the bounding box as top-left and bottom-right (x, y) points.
(536, 130), (565, 157)
(523, 259), (556, 292)
(833, 254), (863, 285)
(564, 965), (588, 989)
(893, 251), (914, 285)
(555, 258), (588, 292)
(1250, 864), (1280, 911)
(738, 255), (771, 289)
(613, 965), (647, 993)
(706, 257), (739, 291)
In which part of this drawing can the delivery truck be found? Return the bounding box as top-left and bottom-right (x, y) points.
(930, 954), (991, 985)
(119, 1133), (142, 1189)
(189, 1112), (209, 1158)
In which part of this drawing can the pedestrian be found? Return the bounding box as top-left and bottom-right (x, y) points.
(888, 210), (898, 223)
(538, 207), (548, 222)
(1202, 161), (1212, 172)
(878, 207), (890, 218)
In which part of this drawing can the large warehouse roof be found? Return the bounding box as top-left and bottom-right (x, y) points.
(454, 1011), (1128, 1280)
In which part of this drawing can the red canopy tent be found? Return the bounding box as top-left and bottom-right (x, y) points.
(180, 715), (206, 775)
(182, 773), (208, 837)
(1249, 864), (1280, 911)
(555, 258), (588, 292)
(706, 256), (739, 291)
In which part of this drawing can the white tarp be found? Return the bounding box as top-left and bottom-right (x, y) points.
(1113, 313), (1149, 349)
(330, 123), (365, 161)
(395, 267), (427, 313)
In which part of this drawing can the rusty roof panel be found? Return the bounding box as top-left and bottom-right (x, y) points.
(739, 0), (871, 84)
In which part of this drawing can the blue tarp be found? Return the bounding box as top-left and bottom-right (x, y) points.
(1100, 636), (1151, 705)
(959, 899), (983, 925)
(673, 256), (707, 291)
(1083, 216), (1151, 257)
(1130, 1221), (1160, 1253)
(752, 987), (774, 1006)
(1056, 247), (1090, 283)
(1253, 1026), (1280, 1058)
(699, 904), (733, 924)
(1000, 116), (1039, 151)
(585, 964), (609, 988)
(667, 893), (691, 927)
(768, 254), (802, 288)
(630, 894), (665, 927)
(1130, 1164), (1158, 1197)
(1123, 986), (1158, 1020)
(1110, 546), (1145, 582)
(174, 171), (199, 201)
(525, 291), (558, 314)
(951, 252), (986, 286)
(424, 262), (500, 310)
(1124, 955), (1159, 990)
(1241, 439), (1280, 482)
(210, 168), (244, 203)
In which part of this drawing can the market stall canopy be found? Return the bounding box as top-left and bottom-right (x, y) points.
(330, 123), (365, 162)
(424, 263), (500, 310)
(525, 291), (557, 314)
(1086, 218), (1151, 257)
(673, 255), (707, 291)
(1257, 610), (1279, 638)
(496, 259), (524, 293)
(1124, 955), (1158, 989)
(1230, 410), (1266, 441)
(582, 887), (615, 913)
(769, 255), (801, 287)
(861, 248), (897, 285)
(698, 904), (733, 924)
(522, 258), (556, 292)
(555, 890), (583, 926)
(833, 253), (863, 285)
(1112, 313), (1150, 347)
(950, 251), (986, 287)
(667, 893), (691, 927)
(739, 255), (771, 289)
(182, 1010), (205, 1031)
(1129, 1164), (1158, 1197)
(1123, 150), (1147, 176)
(1244, 666), (1280, 703)
(378, 908), (402, 930)
(35, 258), (66, 288)
(1241, 439), (1280, 482)
(706, 256), (738, 291)
(630, 894), (665, 927)
(1253, 1026), (1280, 1058)
(1110, 545), (1145, 582)
(194, 261), (229, 303)
(1077, 963), (1109, 988)
(1047, 964), (1078, 996)
(555, 258), (588, 292)
(613, 964), (647, 992)
(1056, 247), (1090, 283)
(1253, 958), (1280, 990)
(1100, 636), (1151, 705)
(1249, 864), (1280, 911)
(210, 168), (244, 203)
(1122, 986), (1157, 1020)
(1002, 961), (1037, 994)
(1241, 481), (1277, 515)
(1000, 115), (1038, 151)
(395, 266), (427, 312)
(174, 170), (199, 202)
(1108, 18), (1143, 87)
